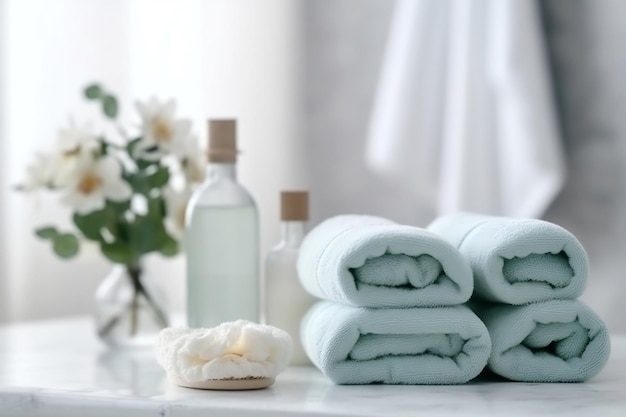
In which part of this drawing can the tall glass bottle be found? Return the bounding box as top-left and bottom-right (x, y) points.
(185, 119), (259, 328)
(264, 191), (317, 365)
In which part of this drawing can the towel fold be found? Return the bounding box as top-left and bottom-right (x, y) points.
(298, 215), (473, 307)
(428, 213), (588, 304)
(301, 301), (491, 384)
(474, 300), (610, 382)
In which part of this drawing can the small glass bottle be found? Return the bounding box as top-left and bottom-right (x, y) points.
(264, 191), (317, 365)
(185, 119), (259, 328)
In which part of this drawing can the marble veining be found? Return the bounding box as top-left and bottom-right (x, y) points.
(0, 318), (624, 416)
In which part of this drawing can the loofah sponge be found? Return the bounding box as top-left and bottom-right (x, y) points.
(155, 320), (293, 390)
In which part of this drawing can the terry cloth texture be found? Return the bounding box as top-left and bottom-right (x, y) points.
(475, 300), (610, 382)
(428, 212), (588, 304)
(298, 215), (473, 307)
(301, 301), (491, 385)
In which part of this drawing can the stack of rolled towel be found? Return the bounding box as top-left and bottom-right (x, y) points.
(428, 213), (611, 382)
(297, 215), (492, 384)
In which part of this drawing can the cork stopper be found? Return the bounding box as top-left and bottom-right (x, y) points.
(281, 191), (309, 221)
(207, 119), (237, 163)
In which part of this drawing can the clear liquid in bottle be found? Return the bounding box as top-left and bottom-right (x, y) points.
(185, 119), (259, 328)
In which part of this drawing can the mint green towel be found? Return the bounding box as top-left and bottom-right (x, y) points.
(428, 213), (588, 304)
(475, 300), (610, 382)
(301, 302), (491, 384)
(297, 215), (473, 307)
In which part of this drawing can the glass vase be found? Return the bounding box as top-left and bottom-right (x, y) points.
(94, 263), (169, 348)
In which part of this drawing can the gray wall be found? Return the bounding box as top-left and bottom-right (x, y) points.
(0, 0), (6, 323)
(542, 0), (626, 331)
(302, 1), (434, 226)
(302, 0), (626, 332)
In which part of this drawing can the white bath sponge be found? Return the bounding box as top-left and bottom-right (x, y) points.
(156, 320), (293, 389)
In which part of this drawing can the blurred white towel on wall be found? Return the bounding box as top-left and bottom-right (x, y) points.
(367, 0), (565, 219)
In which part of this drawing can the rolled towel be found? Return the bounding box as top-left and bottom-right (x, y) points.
(475, 300), (610, 382)
(428, 213), (588, 304)
(301, 301), (491, 384)
(298, 215), (473, 307)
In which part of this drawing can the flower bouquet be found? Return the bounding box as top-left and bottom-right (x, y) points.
(17, 83), (204, 347)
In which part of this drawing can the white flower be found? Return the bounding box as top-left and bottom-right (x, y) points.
(163, 187), (192, 238)
(61, 156), (132, 214)
(135, 98), (192, 158)
(53, 121), (101, 187)
(179, 136), (206, 184)
(58, 121), (99, 155)
(22, 122), (100, 191)
(183, 153), (206, 184)
(22, 152), (57, 191)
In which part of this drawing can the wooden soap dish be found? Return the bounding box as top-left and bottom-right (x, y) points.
(171, 376), (275, 391)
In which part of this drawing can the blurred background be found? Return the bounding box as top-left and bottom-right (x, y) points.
(1, 0), (625, 333)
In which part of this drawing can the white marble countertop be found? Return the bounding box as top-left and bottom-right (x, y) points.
(0, 318), (624, 417)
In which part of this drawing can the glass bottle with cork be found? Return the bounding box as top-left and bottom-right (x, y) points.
(264, 191), (317, 365)
(185, 119), (259, 328)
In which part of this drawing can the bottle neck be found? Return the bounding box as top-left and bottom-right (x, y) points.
(208, 162), (237, 182)
(279, 221), (306, 249)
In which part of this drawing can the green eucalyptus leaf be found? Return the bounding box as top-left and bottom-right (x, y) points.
(143, 145), (159, 153)
(159, 235), (179, 257)
(126, 137), (142, 157)
(136, 159), (155, 171)
(100, 241), (134, 264)
(147, 196), (166, 218)
(125, 172), (150, 194)
(35, 226), (59, 240)
(147, 166), (170, 189)
(106, 198), (132, 213)
(116, 220), (131, 243)
(129, 215), (167, 255)
(53, 233), (80, 258)
(99, 138), (108, 156)
(73, 210), (106, 241)
(102, 95), (118, 119)
(125, 167), (169, 194)
(84, 84), (102, 99)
